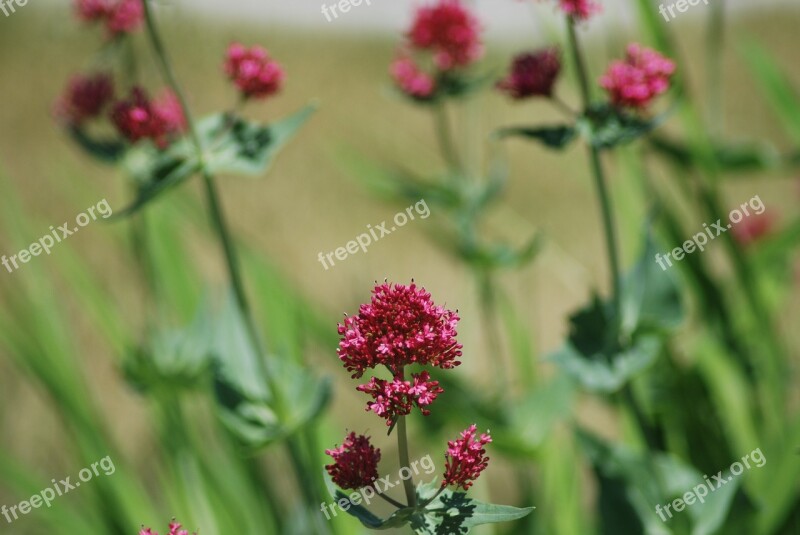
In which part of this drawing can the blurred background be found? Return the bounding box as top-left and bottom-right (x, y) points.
(1, 1), (799, 534)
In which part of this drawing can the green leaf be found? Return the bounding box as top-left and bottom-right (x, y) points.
(495, 125), (578, 150)
(124, 299), (215, 391)
(203, 104), (317, 176)
(620, 229), (684, 338)
(67, 125), (127, 163)
(334, 490), (416, 529)
(113, 150), (200, 218)
(415, 488), (534, 533)
(739, 39), (800, 144)
(550, 335), (661, 394)
(578, 103), (673, 150)
(649, 135), (787, 173)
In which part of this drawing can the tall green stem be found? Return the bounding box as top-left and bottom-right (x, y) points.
(140, 1), (325, 518)
(566, 18), (622, 333)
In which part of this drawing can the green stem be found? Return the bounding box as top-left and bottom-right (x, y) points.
(140, 0), (325, 516)
(434, 102), (463, 174)
(566, 18), (622, 334)
(396, 415), (417, 507)
(377, 491), (407, 509)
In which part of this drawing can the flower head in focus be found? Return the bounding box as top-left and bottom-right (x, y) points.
(407, 0), (483, 70)
(391, 55), (437, 100)
(224, 43), (286, 100)
(357, 371), (444, 425)
(442, 424), (492, 490)
(54, 72), (115, 126)
(325, 432), (381, 490)
(600, 44), (676, 109)
(337, 281), (462, 378)
(110, 87), (186, 148)
(497, 48), (561, 99)
(557, 0), (601, 21)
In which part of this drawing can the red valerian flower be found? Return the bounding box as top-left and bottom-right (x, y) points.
(337, 282), (462, 378)
(442, 424), (492, 490)
(54, 73), (115, 126)
(325, 432), (382, 490)
(557, 0), (601, 21)
(599, 44), (676, 109)
(223, 43), (285, 100)
(732, 213), (775, 246)
(497, 48), (561, 99)
(138, 519), (196, 535)
(110, 87), (186, 148)
(407, 0), (483, 70)
(73, 0), (143, 36)
(391, 55), (437, 100)
(356, 371), (444, 425)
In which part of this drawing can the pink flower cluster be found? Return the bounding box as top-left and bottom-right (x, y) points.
(442, 424), (492, 490)
(338, 282), (462, 379)
(732, 213), (774, 246)
(600, 44), (676, 109)
(391, 0), (483, 100)
(557, 0), (601, 21)
(138, 519), (195, 535)
(408, 0), (483, 70)
(74, 0), (144, 36)
(223, 43), (285, 100)
(325, 432), (382, 490)
(357, 371), (444, 422)
(497, 48), (561, 99)
(110, 87), (187, 148)
(54, 73), (115, 126)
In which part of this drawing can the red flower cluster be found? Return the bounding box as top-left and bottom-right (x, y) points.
(497, 48), (561, 99)
(54, 73), (115, 126)
(357, 371), (444, 425)
(557, 0), (601, 21)
(408, 0), (483, 71)
(391, 0), (483, 100)
(138, 519), (195, 535)
(325, 432), (382, 490)
(442, 424), (492, 490)
(110, 87), (187, 148)
(223, 43), (285, 100)
(74, 0), (144, 36)
(600, 44), (676, 109)
(337, 282), (462, 378)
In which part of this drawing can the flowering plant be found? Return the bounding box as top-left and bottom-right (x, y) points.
(324, 281), (532, 532)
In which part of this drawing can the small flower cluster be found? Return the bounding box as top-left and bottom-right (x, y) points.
(599, 44), (676, 109)
(138, 519), (195, 535)
(73, 0), (144, 37)
(556, 0), (601, 21)
(326, 281), (491, 494)
(56, 11), (286, 150)
(391, 0), (483, 101)
(325, 432), (382, 490)
(110, 88), (186, 148)
(497, 48), (561, 99)
(223, 43), (285, 100)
